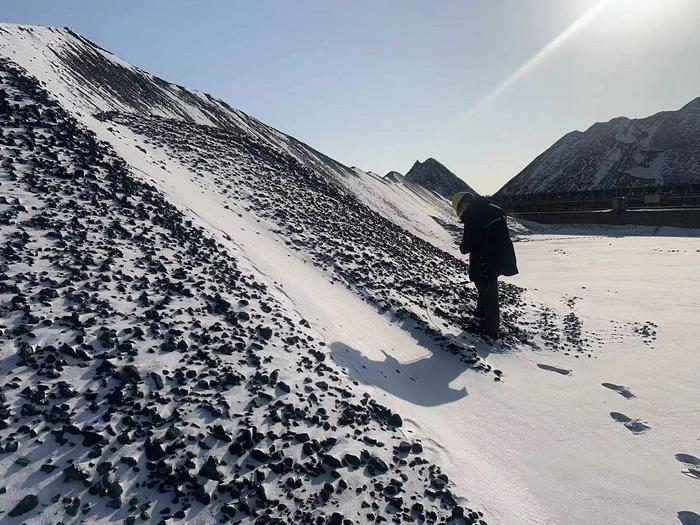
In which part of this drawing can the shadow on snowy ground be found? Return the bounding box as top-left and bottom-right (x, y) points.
(329, 342), (469, 407)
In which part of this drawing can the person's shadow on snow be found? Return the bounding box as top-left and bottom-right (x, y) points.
(329, 342), (469, 407)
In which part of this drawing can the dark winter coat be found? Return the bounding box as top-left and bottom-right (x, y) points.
(460, 197), (518, 282)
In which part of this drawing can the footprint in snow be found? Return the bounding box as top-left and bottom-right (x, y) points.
(676, 454), (700, 465)
(675, 453), (700, 480)
(602, 382), (636, 399)
(537, 363), (571, 375)
(609, 412), (651, 434)
(678, 511), (700, 525)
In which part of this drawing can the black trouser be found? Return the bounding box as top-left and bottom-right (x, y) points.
(474, 279), (499, 338)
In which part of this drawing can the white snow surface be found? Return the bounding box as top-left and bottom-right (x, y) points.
(1, 23), (699, 525)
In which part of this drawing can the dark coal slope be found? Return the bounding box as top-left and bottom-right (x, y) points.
(102, 111), (532, 362)
(498, 97), (700, 195)
(405, 159), (477, 199)
(0, 24), (354, 183)
(0, 59), (485, 524)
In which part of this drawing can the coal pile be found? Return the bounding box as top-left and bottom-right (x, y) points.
(0, 58), (486, 524)
(98, 111), (547, 372)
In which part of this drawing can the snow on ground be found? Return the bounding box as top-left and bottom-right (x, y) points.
(329, 229), (700, 525)
(482, 231), (699, 524)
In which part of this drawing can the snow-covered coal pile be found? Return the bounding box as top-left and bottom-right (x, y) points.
(0, 58), (488, 524)
(0, 24), (351, 184)
(497, 97), (700, 195)
(98, 110), (532, 360)
(0, 25), (541, 362)
(404, 159), (477, 200)
(0, 24), (479, 251)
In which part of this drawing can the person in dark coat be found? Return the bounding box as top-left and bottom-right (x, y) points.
(452, 192), (518, 338)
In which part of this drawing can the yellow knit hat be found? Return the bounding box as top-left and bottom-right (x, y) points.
(451, 192), (466, 212)
(452, 191), (476, 218)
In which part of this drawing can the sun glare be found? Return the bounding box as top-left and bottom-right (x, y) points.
(465, 0), (692, 117)
(464, 0), (610, 116)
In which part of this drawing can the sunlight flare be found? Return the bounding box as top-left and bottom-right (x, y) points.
(466, 0), (611, 116)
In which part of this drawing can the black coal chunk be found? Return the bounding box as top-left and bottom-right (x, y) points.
(9, 494), (39, 517)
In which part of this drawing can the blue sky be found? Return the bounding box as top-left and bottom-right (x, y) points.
(3, 0), (700, 193)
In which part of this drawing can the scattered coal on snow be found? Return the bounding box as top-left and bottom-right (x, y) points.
(0, 58), (490, 524)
